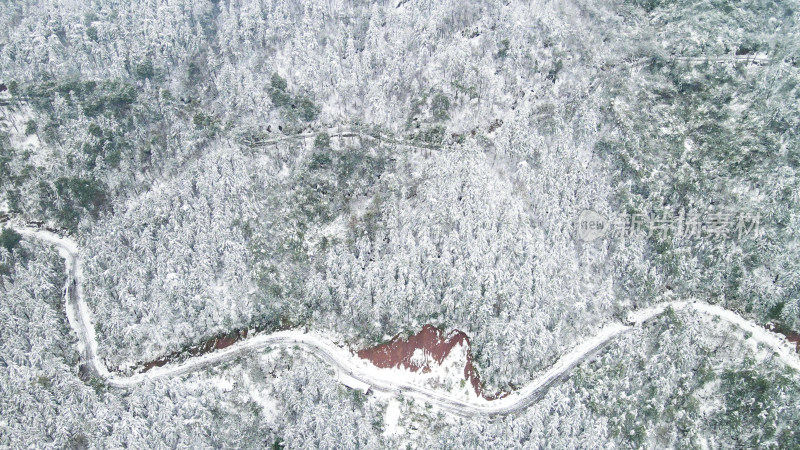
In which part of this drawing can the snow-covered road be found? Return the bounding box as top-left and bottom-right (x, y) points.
(11, 224), (800, 417)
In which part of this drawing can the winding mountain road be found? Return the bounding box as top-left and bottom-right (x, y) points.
(9, 224), (800, 418)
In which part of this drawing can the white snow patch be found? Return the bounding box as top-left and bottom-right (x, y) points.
(409, 348), (428, 368)
(213, 376), (234, 392)
(383, 400), (403, 436)
(2, 108), (44, 162)
(339, 371), (371, 393)
(319, 214), (348, 241)
(241, 371), (279, 424)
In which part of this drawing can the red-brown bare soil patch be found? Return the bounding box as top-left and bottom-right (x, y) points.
(358, 324), (507, 400)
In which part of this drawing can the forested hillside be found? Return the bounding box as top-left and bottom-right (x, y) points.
(1, 0), (799, 446)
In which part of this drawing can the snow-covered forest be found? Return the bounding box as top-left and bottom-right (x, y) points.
(2, 0), (800, 447)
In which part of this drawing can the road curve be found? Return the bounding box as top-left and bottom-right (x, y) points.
(7, 224), (800, 417)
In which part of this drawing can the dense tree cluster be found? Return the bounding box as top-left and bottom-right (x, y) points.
(1, 0), (799, 445)
(594, 0), (800, 332)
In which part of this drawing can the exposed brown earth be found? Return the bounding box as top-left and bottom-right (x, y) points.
(357, 324), (507, 400)
(128, 321), (799, 386)
(766, 323), (800, 353)
(132, 323), (509, 400)
(137, 329), (250, 373)
(785, 331), (800, 352)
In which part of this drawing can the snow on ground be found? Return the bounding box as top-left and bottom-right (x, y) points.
(361, 342), (480, 403)
(505, 323), (629, 403)
(240, 366), (280, 425)
(11, 225), (800, 417)
(212, 376), (234, 392)
(383, 400), (403, 437)
(1, 107), (45, 163)
(627, 299), (800, 371)
(178, 353), (282, 425)
(692, 302), (800, 371)
(305, 213), (349, 255)
(338, 371), (372, 393)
